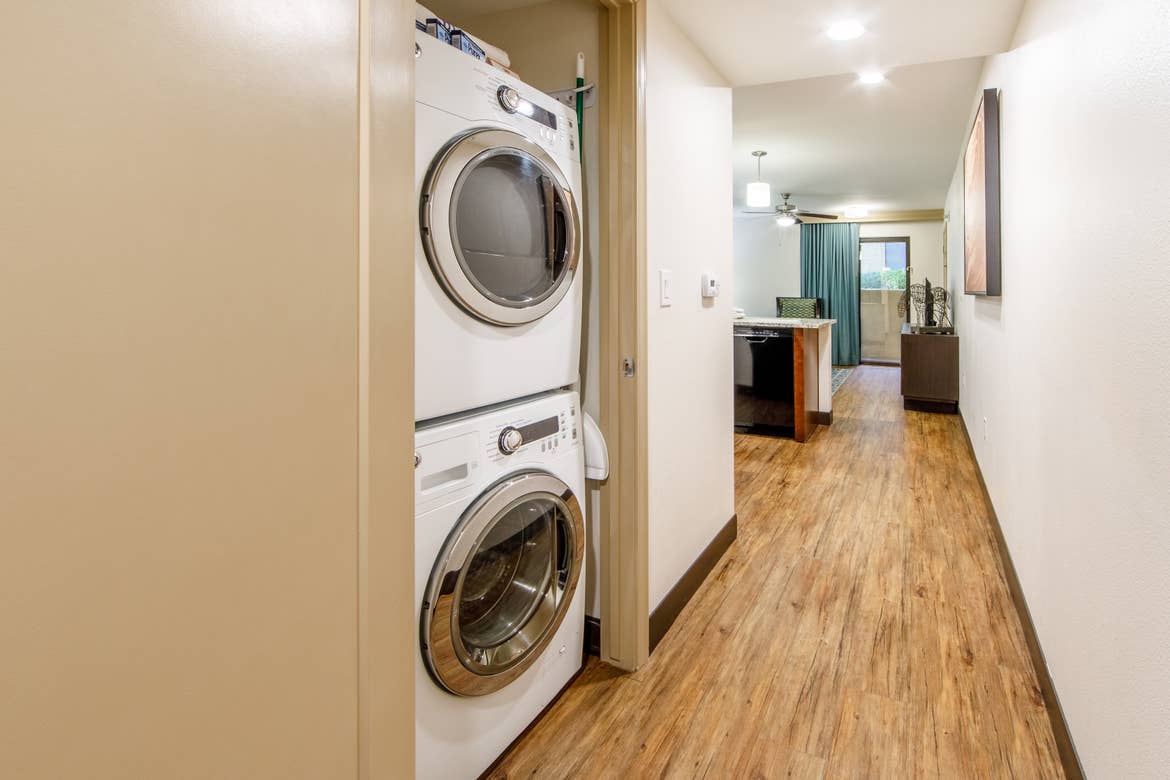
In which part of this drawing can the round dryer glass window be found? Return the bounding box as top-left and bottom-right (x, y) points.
(451, 148), (573, 308)
(422, 472), (583, 697)
(421, 128), (581, 327)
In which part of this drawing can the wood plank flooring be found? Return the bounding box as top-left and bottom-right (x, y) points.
(489, 365), (1063, 779)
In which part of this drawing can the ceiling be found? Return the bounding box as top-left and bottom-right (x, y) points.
(733, 56), (986, 213)
(662, 0), (1024, 87)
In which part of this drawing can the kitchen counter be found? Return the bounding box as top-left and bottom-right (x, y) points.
(735, 316), (837, 329)
(733, 317), (835, 442)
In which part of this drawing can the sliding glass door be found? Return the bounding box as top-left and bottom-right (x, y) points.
(859, 237), (908, 363)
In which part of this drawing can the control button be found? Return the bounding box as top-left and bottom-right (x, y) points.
(498, 426), (524, 455)
(497, 85), (521, 113)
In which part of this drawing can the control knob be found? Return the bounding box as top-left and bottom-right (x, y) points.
(497, 85), (521, 114)
(498, 426), (524, 455)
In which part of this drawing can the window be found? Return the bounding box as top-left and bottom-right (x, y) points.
(860, 237), (909, 291)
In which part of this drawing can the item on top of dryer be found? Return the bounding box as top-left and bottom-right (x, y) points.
(734, 306), (746, 319)
(450, 29), (486, 60)
(467, 32), (510, 68)
(414, 391), (586, 779)
(414, 30), (584, 422)
(424, 17), (451, 43)
(582, 411), (609, 481)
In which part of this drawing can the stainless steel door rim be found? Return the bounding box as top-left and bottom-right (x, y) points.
(420, 128), (581, 326)
(421, 470), (584, 697)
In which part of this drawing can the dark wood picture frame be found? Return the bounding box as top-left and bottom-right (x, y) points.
(963, 88), (1002, 296)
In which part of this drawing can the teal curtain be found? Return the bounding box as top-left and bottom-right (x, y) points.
(800, 222), (861, 366)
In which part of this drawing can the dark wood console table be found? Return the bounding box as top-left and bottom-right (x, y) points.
(900, 323), (959, 413)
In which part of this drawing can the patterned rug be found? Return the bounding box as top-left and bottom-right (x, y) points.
(831, 367), (853, 395)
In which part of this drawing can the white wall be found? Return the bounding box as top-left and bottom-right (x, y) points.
(646, 0), (735, 610)
(732, 217), (800, 316)
(945, 0), (1170, 775)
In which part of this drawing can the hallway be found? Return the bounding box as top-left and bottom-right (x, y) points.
(491, 365), (1064, 778)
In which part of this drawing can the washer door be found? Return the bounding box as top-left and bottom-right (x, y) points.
(421, 471), (584, 697)
(420, 128), (581, 326)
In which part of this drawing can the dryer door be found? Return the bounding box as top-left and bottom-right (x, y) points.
(420, 128), (581, 326)
(421, 470), (584, 697)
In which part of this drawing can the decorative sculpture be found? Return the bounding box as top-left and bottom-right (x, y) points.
(898, 279), (952, 328)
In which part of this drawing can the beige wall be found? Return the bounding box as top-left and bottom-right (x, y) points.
(945, 0), (1170, 774)
(0, 1), (413, 776)
(645, 0), (734, 610)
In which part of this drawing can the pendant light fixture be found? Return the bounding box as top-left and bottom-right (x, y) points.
(746, 150), (771, 208)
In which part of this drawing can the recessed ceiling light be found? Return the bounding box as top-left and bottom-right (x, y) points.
(844, 205), (870, 219)
(826, 20), (865, 41)
(858, 70), (886, 85)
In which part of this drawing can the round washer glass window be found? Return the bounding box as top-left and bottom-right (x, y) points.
(451, 148), (572, 308)
(421, 471), (584, 697)
(455, 493), (572, 674)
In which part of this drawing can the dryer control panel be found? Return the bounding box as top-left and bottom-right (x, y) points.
(415, 30), (578, 162)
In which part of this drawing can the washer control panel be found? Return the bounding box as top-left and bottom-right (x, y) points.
(487, 404), (578, 460)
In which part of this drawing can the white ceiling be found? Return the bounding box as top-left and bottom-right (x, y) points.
(662, 0), (1024, 87)
(733, 56), (986, 213)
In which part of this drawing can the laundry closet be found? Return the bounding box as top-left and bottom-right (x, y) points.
(410, 3), (610, 777)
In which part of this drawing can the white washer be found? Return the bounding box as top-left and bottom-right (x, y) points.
(415, 390), (586, 779)
(415, 30), (584, 422)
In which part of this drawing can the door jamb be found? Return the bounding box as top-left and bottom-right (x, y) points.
(597, 0), (649, 671)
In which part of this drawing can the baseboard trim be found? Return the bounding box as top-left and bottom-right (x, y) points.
(812, 410), (832, 426)
(583, 615), (601, 657)
(649, 513), (738, 653)
(904, 397), (958, 414)
(958, 415), (1086, 780)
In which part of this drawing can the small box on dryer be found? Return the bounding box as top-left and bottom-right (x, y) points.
(424, 17), (452, 43)
(450, 30), (486, 60)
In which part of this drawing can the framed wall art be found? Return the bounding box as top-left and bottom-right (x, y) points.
(963, 88), (1002, 296)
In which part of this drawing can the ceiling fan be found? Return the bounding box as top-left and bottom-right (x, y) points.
(742, 192), (840, 226)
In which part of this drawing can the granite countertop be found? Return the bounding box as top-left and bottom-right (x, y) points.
(734, 316), (837, 329)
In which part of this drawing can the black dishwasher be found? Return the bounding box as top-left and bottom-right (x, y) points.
(733, 325), (795, 436)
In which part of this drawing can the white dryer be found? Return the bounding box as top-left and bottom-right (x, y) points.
(415, 30), (584, 422)
(414, 390), (586, 779)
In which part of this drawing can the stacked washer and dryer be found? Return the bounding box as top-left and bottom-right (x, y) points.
(413, 29), (592, 779)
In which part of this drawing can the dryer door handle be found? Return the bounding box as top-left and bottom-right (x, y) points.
(540, 174), (556, 269)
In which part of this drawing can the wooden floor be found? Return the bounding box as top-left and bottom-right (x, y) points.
(490, 366), (1063, 779)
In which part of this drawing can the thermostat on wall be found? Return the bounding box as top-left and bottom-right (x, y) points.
(701, 272), (720, 298)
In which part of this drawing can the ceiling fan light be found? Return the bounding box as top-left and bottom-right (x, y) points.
(776, 214), (797, 227)
(746, 181), (771, 208)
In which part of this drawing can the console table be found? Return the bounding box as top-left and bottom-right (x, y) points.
(900, 323), (959, 413)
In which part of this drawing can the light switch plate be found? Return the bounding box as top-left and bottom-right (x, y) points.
(659, 269), (672, 307)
